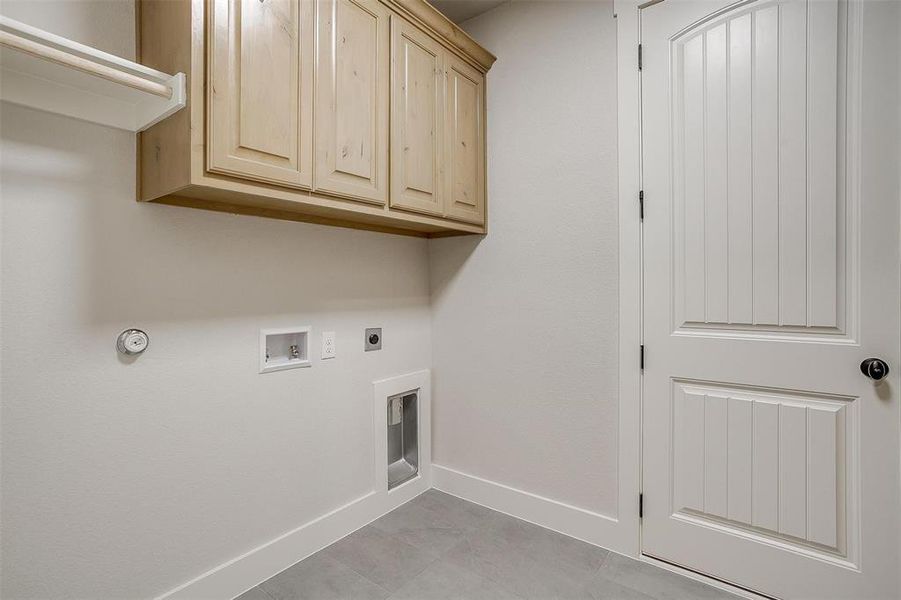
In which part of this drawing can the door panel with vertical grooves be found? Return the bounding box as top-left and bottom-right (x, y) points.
(670, 0), (843, 338)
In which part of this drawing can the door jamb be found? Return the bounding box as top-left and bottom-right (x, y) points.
(614, 0), (643, 559)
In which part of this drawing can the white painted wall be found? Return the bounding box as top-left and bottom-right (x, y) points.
(0, 2), (431, 598)
(429, 0), (619, 515)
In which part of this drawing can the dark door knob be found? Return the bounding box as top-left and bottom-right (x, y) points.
(860, 358), (890, 381)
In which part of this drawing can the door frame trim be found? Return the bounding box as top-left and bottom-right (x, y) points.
(614, 0), (643, 559)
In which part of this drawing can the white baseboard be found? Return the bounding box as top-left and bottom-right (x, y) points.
(157, 370), (433, 600)
(431, 464), (624, 551)
(432, 465), (765, 600)
(157, 480), (435, 600)
(155, 462), (760, 600)
(155, 491), (383, 600)
(157, 480), (433, 600)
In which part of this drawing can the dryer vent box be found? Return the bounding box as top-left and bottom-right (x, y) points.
(387, 391), (418, 489)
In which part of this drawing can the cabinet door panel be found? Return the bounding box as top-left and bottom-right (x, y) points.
(444, 55), (485, 224)
(315, 0), (389, 203)
(208, 0), (313, 188)
(390, 17), (444, 216)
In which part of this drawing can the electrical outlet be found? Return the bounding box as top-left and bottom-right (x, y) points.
(321, 331), (336, 359)
(365, 327), (382, 351)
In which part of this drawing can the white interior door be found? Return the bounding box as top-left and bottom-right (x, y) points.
(640, 1), (900, 598)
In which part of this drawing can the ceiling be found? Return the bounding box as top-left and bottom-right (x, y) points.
(429, 0), (508, 24)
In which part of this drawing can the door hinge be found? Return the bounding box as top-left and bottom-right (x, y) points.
(640, 344), (645, 370)
(639, 493), (644, 519)
(639, 190), (644, 221)
(638, 43), (643, 70)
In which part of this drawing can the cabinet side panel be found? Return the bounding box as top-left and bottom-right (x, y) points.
(138, 0), (194, 201)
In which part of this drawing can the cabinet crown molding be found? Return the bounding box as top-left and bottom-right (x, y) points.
(387, 0), (496, 71)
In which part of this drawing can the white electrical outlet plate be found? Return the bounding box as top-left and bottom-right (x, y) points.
(321, 331), (336, 359)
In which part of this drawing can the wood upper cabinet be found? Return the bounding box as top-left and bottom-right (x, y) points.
(315, 0), (389, 204)
(390, 21), (485, 225)
(444, 55), (485, 224)
(207, 0), (314, 188)
(139, 0), (494, 237)
(389, 16), (445, 217)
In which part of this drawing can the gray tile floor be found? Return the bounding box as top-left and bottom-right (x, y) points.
(236, 490), (738, 600)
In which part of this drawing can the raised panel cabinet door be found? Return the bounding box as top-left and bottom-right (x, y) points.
(314, 0), (389, 204)
(444, 55), (485, 224)
(208, 0), (313, 188)
(389, 17), (444, 216)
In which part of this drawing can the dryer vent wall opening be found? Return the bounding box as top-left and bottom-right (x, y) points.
(387, 392), (418, 490)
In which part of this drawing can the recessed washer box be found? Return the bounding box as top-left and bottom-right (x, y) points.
(260, 327), (311, 373)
